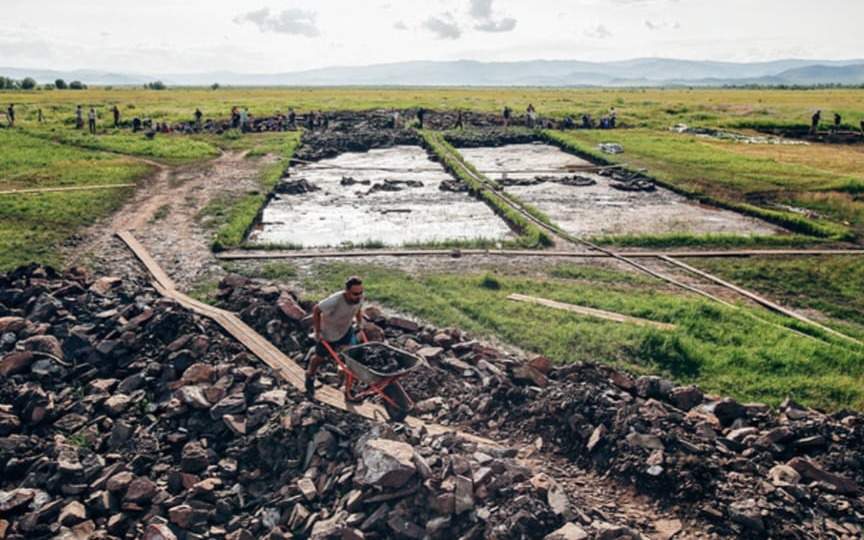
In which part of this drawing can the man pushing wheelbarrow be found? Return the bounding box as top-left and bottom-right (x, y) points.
(305, 276), (419, 421)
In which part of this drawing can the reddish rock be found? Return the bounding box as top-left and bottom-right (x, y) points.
(787, 457), (858, 494)
(89, 276), (122, 295)
(277, 292), (307, 321)
(124, 477), (158, 504)
(0, 316), (26, 334)
(142, 522), (177, 540)
(58, 501), (87, 526)
(180, 363), (216, 385)
(529, 356), (553, 374)
(387, 317), (419, 333)
(0, 351), (34, 376)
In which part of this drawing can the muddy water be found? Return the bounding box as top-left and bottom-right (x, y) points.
(250, 146), (513, 248)
(459, 144), (781, 237)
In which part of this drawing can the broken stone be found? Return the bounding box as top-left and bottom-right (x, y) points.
(103, 394), (132, 416)
(0, 351), (34, 376)
(124, 477), (157, 504)
(787, 457), (858, 494)
(358, 438), (416, 489)
(58, 501), (87, 526)
(181, 441), (210, 473)
(625, 432), (664, 451)
(142, 522), (177, 540)
(768, 464), (801, 486)
(669, 385), (703, 411)
(544, 523), (589, 540)
(453, 475), (474, 514)
(297, 477), (317, 501)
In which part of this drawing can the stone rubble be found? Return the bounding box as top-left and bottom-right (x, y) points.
(2, 265), (863, 539)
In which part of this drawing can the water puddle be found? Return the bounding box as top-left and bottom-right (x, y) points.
(249, 146), (514, 248)
(459, 144), (781, 237)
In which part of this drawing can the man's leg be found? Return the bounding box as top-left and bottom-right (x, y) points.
(305, 351), (325, 397)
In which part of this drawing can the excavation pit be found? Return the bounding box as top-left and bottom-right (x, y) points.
(458, 143), (783, 237)
(249, 146), (514, 248)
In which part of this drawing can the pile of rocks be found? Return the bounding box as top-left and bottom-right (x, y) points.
(6, 265), (863, 539)
(293, 129), (422, 163)
(221, 276), (864, 539)
(0, 266), (613, 540)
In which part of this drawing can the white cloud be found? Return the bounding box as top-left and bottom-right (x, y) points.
(583, 24), (613, 39)
(234, 7), (320, 37)
(469, 0), (517, 33)
(393, 20), (408, 30)
(474, 18), (517, 32)
(423, 13), (461, 39)
(469, 0), (493, 19)
(645, 19), (681, 30)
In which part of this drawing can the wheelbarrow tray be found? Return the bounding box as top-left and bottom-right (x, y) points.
(342, 342), (421, 385)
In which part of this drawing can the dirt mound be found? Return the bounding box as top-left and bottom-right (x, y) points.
(294, 129), (422, 162)
(443, 129), (540, 148)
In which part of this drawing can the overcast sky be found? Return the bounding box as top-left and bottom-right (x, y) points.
(2, 0), (862, 74)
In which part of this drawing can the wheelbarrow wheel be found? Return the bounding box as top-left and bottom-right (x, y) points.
(382, 383), (410, 422)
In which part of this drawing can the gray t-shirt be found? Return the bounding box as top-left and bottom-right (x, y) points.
(317, 291), (361, 341)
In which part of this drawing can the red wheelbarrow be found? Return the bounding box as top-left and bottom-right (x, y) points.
(319, 340), (420, 422)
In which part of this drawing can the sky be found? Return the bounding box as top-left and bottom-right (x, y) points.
(1, 0), (862, 74)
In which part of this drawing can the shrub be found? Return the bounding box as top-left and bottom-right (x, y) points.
(55, 78), (67, 89)
(20, 77), (37, 90)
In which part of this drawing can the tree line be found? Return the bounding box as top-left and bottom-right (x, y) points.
(0, 76), (88, 90)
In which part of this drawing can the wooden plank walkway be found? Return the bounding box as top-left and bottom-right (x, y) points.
(215, 248), (864, 261)
(0, 183), (136, 195)
(116, 230), (495, 445)
(508, 293), (677, 331)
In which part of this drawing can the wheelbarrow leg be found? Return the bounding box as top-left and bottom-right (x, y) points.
(382, 382), (412, 422)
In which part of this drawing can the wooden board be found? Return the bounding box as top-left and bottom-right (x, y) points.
(0, 183), (136, 195)
(215, 248), (864, 261)
(508, 293), (676, 331)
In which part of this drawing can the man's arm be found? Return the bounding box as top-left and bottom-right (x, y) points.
(312, 304), (322, 341)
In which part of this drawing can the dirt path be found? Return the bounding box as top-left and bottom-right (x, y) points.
(67, 151), (276, 289)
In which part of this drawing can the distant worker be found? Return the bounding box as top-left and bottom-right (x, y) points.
(526, 103), (537, 128)
(230, 106), (239, 129)
(834, 113), (842, 132)
(37, 108), (43, 123)
(6, 104), (14, 127)
(609, 107), (617, 129)
(416, 107), (426, 129)
(503, 106), (512, 127)
(860, 119), (864, 135)
(75, 105), (84, 130)
(88, 107), (97, 135)
(581, 114), (592, 129)
(810, 110), (821, 134)
(194, 108), (203, 132)
(455, 110), (464, 130)
(391, 110), (400, 129)
(112, 105), (120, 127)
(288, 108), (296, 128)
(239, 107), (249, 132)
(132, 117), (142, 133)
(305, 276), (365, 399)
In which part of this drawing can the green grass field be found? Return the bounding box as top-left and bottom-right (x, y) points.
(282, 261), (864, 411)
(4, 86), (863, 129)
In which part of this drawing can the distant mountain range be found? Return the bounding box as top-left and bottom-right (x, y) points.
(3, 58), (864, 87)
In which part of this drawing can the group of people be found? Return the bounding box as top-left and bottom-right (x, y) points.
(73, 105), (100, 134)
(811, 110), (864, 135)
